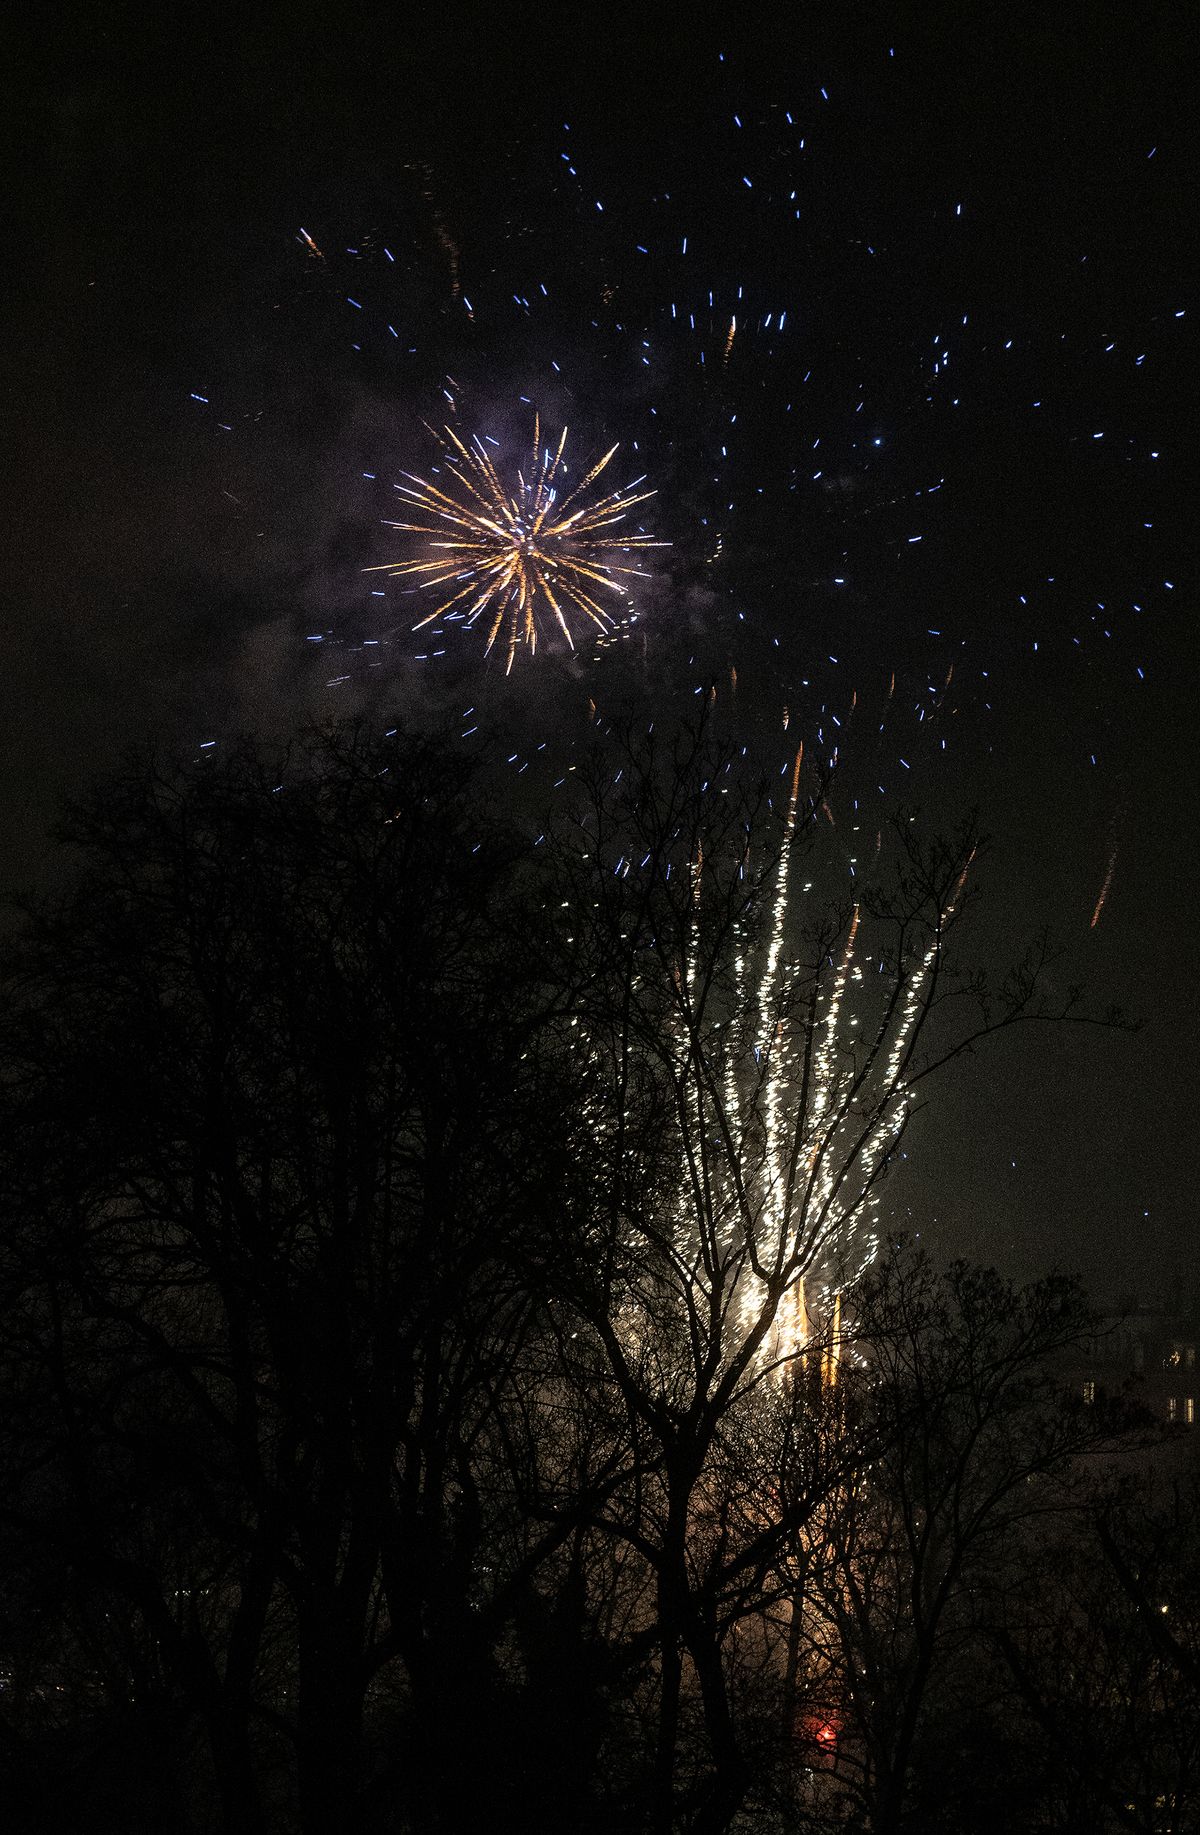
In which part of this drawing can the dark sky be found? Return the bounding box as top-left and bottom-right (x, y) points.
(3, 6), (1196, 1294)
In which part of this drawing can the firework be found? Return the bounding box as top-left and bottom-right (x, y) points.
(366, 418), (666, 671)
(673, 755), (977, 1380)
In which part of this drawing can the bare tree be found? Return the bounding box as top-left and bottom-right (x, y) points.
(799, 1247), (1119, 1834)
(541, 724), (1117, 1833)
(0, 726), (587, 1833)
(993, 1460), (1200, 1834)
(0, 717), (1131, 1834)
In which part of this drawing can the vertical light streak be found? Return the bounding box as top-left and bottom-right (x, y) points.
(1090, 846), (1117, 929)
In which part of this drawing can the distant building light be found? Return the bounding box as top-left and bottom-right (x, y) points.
(1168, 1397), (1178, 1422)
(1082, 1379), (1095, 1405)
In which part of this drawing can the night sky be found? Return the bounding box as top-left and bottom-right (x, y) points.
(4, 7), (1196, 1294)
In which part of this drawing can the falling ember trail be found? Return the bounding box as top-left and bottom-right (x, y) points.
(1090, 847), (1118, 929)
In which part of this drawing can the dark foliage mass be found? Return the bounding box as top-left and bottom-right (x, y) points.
(0, 726), (1191, 1834)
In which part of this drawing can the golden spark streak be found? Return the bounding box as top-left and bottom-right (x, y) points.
(1090, 847), (1118, 929)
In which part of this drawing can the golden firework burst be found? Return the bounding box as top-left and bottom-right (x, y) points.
(366, 417), (666, 670)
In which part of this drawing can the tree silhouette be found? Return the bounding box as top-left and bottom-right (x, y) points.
(0, 719), (1141, 1835)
